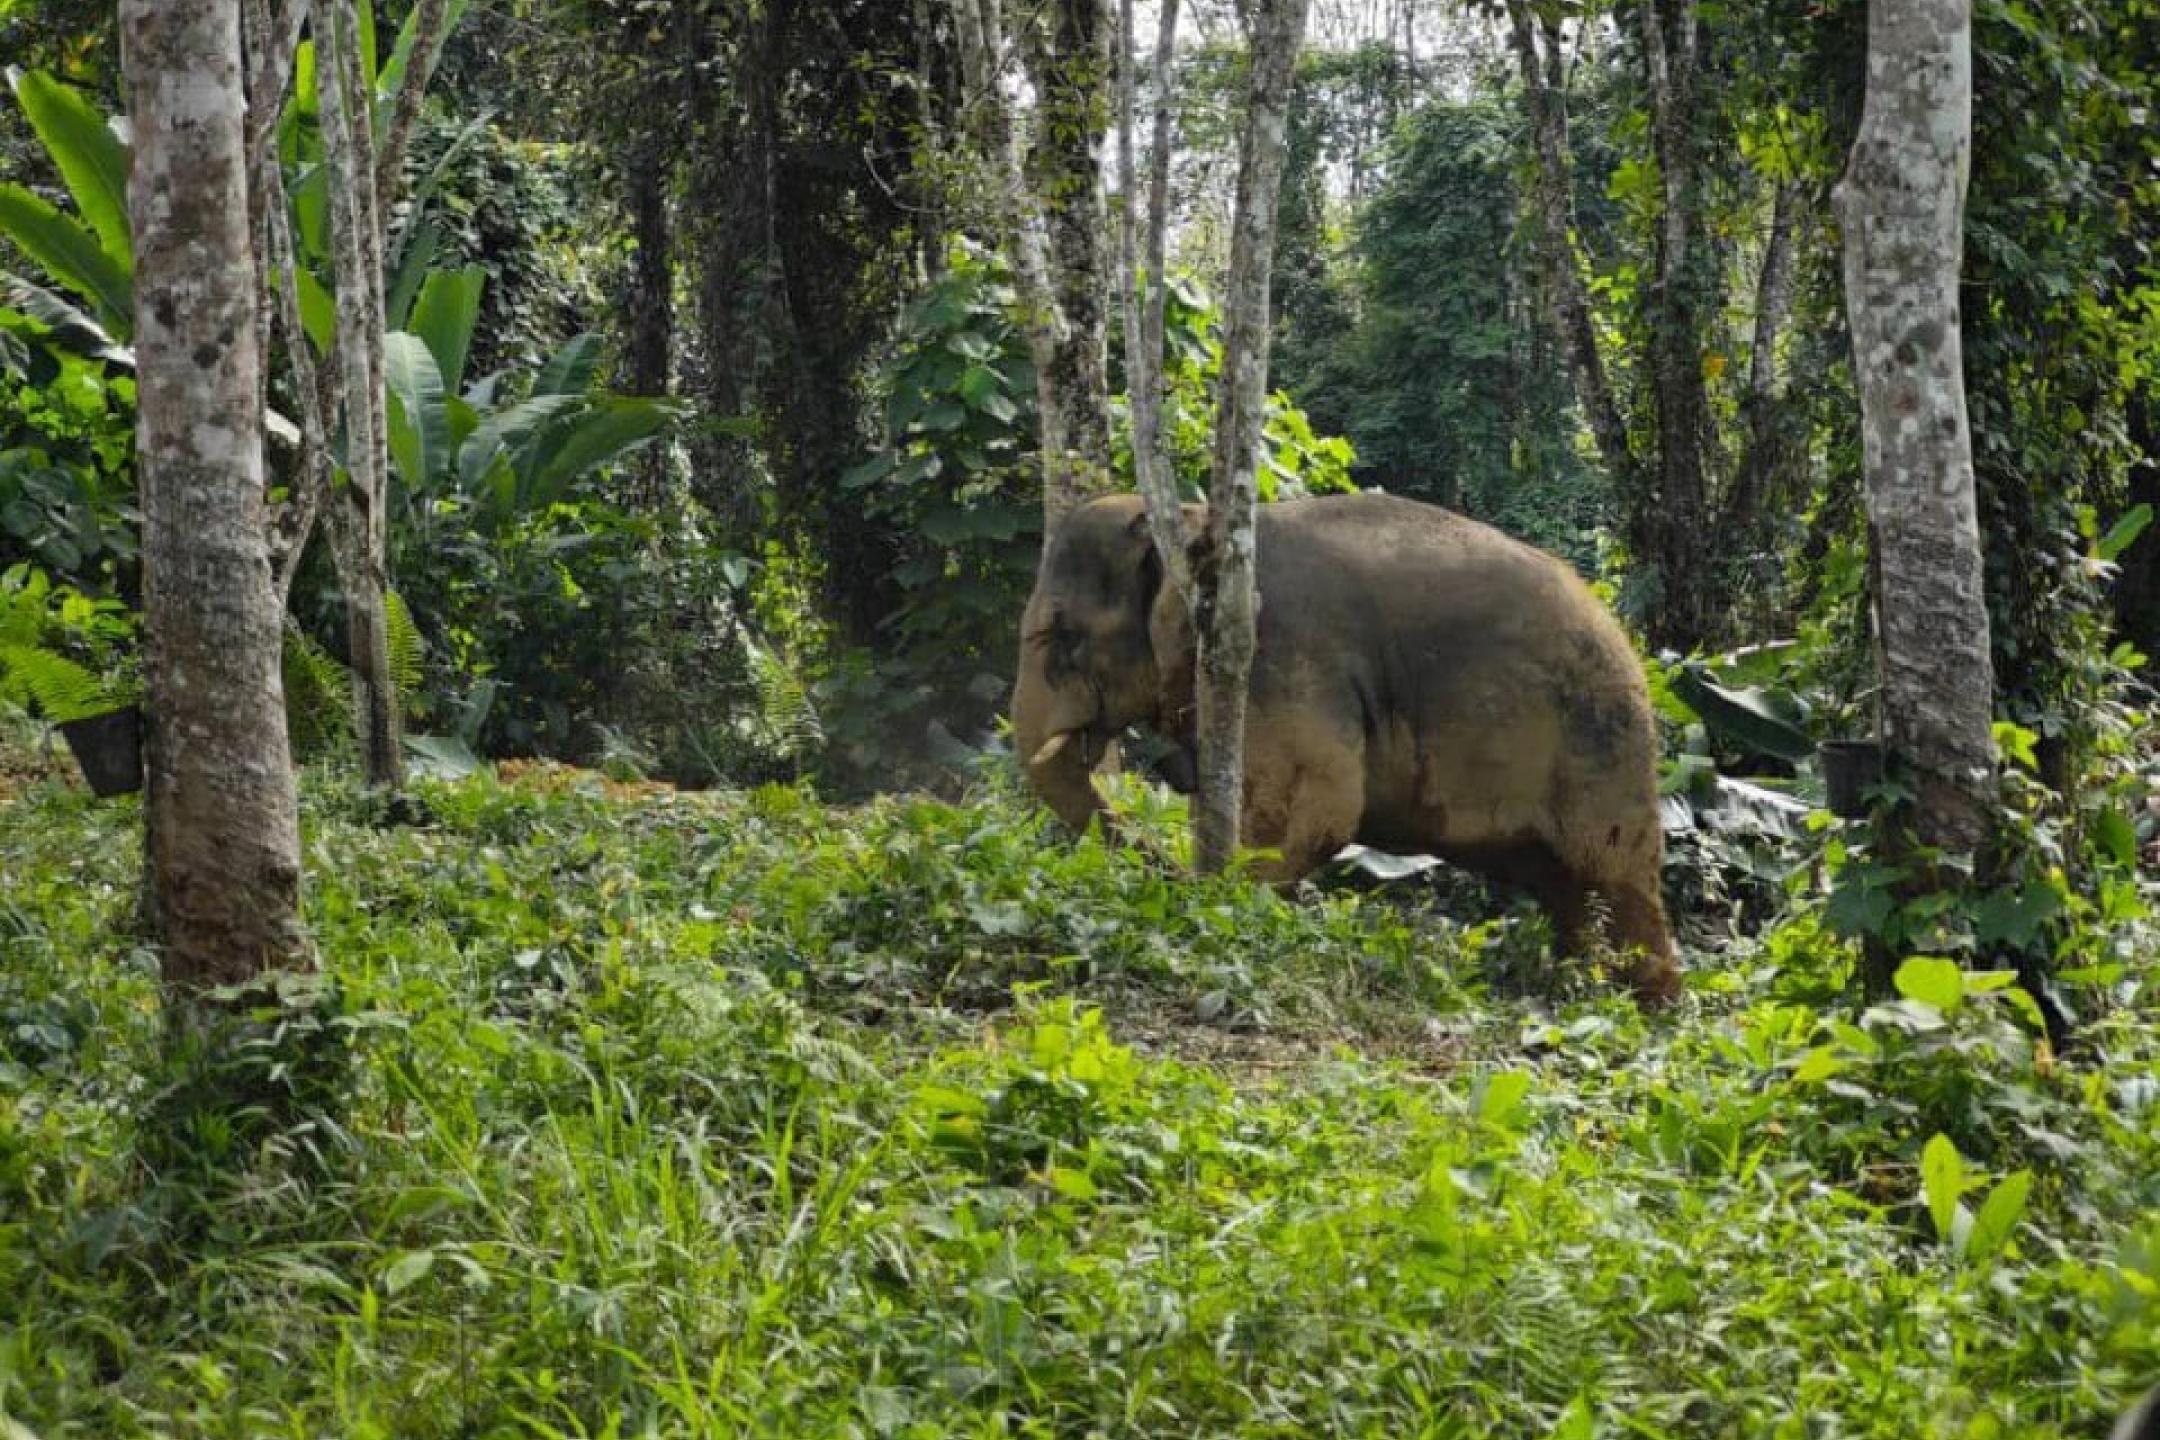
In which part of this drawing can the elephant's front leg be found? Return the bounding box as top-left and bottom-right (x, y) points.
(1235, 719), (1367, 885)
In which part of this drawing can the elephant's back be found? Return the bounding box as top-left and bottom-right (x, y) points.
(1250, 494), (1653, 837)
(1251, 494), (1630, 684)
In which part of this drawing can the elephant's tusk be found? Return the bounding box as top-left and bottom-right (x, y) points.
(1029, 732), (1074, 767)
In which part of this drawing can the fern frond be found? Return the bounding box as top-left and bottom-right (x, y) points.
(385, 588), (425, 705)
(281, 623), (355, 758)
(745, 639), (822, 761)
(0, 642), (114, 724)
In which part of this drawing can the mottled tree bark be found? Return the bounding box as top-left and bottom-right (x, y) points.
(950, 0), (1075, 530)
(317, 0), (405, 788)
(1021, 0), (1115, 503)
(1117, 0), (1188, 602)
(1835, 0), (1995, 854)
(122, 0), (308, 989)
(1193, 0), (1308, 876)
(1637, 0), (1716, 648)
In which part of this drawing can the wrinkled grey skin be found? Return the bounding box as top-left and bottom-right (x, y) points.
(1012, 492), (1682, 1006)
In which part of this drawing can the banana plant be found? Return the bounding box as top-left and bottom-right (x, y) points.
(1, 0), (472, 345)
(384, 270), (680, 534)
(0, 68), (133, 340)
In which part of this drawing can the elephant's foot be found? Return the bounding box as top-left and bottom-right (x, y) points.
(1605, 882), (1682, 1010)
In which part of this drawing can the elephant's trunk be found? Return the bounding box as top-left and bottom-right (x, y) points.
(1012, 654), (1107, 834)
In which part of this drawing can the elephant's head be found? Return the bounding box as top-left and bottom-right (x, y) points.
(1012, 494), (1200, 832)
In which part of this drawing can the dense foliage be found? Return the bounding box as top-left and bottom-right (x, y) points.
(0, 762), (2156, 1435)
(2, 0), (2158, 1429)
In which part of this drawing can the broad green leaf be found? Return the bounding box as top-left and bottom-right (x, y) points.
(1921, 1133), (1963, 1246)
(2, 272), (130, 365)
(294, 38), (319, 120)
(840, 452), (895, 491)
(1670, 663), (1815, 762)
(289, 162), (330, 264)
(383, 332), (447, 488)
(534, 333), (602, 399)
(456, 394), (581, 490)
(7, 70), (132, 263)
(293, 264), (336, 357)
(2095, 808), (2139, 870)
(408, 265), (483, 394)
(958, 363), (1003, 409)
(1475, 1069), (1533, 1132)
(2096, 503), (2153, 563)
(383, 221), (440, 329)
(381, 1248), (434, 1295)
(1894, 956), (1965, 1013)
(375, 0), (474, 129)
(1791, 1046), (1846, 1083)
(442, 395), (481, 450)
(0, 185), (133, 335)
(403, 733), (479, 780)
(357, 0), (380, 105)
(1970, 882), (2063, 951)
(526, 398), (677, 502)
(1967, 1171), (2032, 1261)
(1551, 1394), (1595, 1440)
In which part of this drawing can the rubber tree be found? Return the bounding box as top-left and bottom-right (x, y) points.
(1190, 0), (1310, 875)
(950, 0), (1116, 531)
(315, 0), (405, 788)
(1834, 0), (1995, 854)
(122, 0), (309, 988)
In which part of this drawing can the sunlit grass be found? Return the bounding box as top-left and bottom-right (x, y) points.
(0, 764), (2154, 1436)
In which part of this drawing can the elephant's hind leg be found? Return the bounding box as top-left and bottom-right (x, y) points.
(1238, 722), (1365, 885)
(1602, 880), (1681, 1007)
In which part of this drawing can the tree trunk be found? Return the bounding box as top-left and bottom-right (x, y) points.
(1503, 2), (1634, 499)
(1723, 181), (1804, 558)
(950, 0), (1108, 533)
(623, 131), (675, 513)
(375, 0), (451, 207)
(1637, 0), (1717, 649)
(1193, 0), (1308, 876)
(1117, 0), (1189, 602)
(1022, 0), (1115, 501)
(122, 0), (308, 990)
(1835, 0), (1994, 855)
(317, 0), (405, 789)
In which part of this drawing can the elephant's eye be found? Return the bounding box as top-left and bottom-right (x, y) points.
(1030, 614), (1086, 682)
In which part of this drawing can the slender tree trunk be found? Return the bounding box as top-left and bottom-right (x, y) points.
(375, 0), (451, 205)
(317, 0), (405, 788)
(1192, 0), (1308, 876)
(1835, 0), (1994, 854)
(123, 0), (308, 990)
(1723, 180), (1803, 546)
(1637, 0), (1717, 648)
(1022, 0), (1115, 499)
(1503, 2), (1634, 497)
(1118, 0), (1189, 602)
(623, 131), (674, 513)
(261, 149), (333, 609)
(951, 0), (1110, 532)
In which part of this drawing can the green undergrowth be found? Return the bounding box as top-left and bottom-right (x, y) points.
(1, 766), (2157, 1438)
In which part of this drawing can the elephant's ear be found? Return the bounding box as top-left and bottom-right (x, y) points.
(1127, 509), (1165, 622)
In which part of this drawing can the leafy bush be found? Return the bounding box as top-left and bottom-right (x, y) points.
(0, 762), (2154, 1436)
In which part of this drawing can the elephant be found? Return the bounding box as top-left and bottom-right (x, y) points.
(1010, 491), (1682, 1007)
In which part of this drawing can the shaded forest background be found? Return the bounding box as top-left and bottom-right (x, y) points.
(6, 0), (2158, 798)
